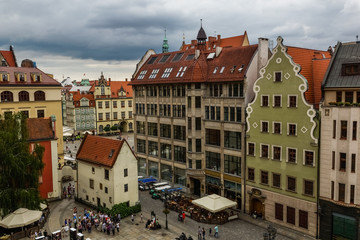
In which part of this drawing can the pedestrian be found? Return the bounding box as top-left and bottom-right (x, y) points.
(131, 214), (134, 224)
(202, 227), (206, 240)
(209, 227), (212, 236)
(117, 213), (121, 222)
(182, 212), (186, 224)
(214, 225), (219, 238)
(64, 219), (67, 226)
(112, 223), (115, 235)
(198, 226), (202, 240)
(116, 222), (120, 233)
(140, 213), (143, 223)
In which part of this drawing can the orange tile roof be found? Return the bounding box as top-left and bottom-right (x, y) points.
(76, 134), (133, 168)
(71, 91), (95, 101)
(0, 66), (61, 86)
(110, 80), (133, 98)
(27, 118), (55, 141)
(287, 47), (331, 107)
(0, 50), (17, 67)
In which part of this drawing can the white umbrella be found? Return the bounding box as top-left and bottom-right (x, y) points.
(192, 194), (237, 213)
(40, 203), (48, 210)
(0, 208), (42, 228)
(63, 132), (72, 137)
(82, 131), (92, 135)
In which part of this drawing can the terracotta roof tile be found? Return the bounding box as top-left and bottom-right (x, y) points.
(110, 81), (133, 98)
(71, 91), (95, 101)
(27, 118), (55, 141)
(0, 50), (16, 67)
(0, 66), (61, 86)
(76, 134), (131, 168)
(287, 47), (331, 107)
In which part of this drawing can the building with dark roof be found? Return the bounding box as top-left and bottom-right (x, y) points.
(76, 134), (138, 207)
(131, 25), (270, 208)
(0, 46), (17, 67)
(319, 41), (360, 240)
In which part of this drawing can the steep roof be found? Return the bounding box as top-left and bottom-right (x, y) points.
(322, 41), (360, 88)
(0, 66), (61, 87)
(27, 118), (55, 141)
(76, 134), (132, 168)
(287, 47), (331, 107)
(110, 80), (133, 98)
(71, 91), (94, 101)
(0, 50), (17, 67)
(131, 44), (258, 85)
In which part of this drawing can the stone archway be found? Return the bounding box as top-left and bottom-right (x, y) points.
(60, 165), (77, 198)
(247, 188), (266, 218)
(120, 121), (128, 132)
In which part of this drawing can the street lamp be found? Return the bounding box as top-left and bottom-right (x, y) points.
(163, 192), (169, 230)
(263, 224), (277, 240)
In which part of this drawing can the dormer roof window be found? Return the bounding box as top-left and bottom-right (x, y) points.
(137, 70), (147, 80)
(161, 68), (173, 78)
(0, 72), (9, 82)
(148, 56), (157, 64)
(16, 72), (26, 82)
(149, 69), (159, 79)
(172, 53), (184, 62)
(342, 63), (360, 76)
(176, 66), (187, 78)
(31, 73), (42, 82)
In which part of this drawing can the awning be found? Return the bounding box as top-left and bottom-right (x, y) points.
(0, 208), (42, 228)
(192, 194), (237, 213)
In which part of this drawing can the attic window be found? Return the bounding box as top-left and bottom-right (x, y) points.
(137, 70), (147, 80)
(219, 66), (225, 74)
(176, 66), (187, 78)
(172, 53), (184, 62)
(149, 69), (160, 79)
(159, 55), (170, 63)
(207, 52), (215, 60)
(186, 54), (195, 60)
(213, 67), (218, 74)
(148, 56), (157, 64)
(238, 64), (245, 73)
(342, 63), (360, 76)
(161, 68), (173, 78)
(16, 73), (26, 82)
(31, 73), (41, 82)
(230, 65), (236, 73)
(0, 72), (9, 82)
(109, 149), (115, 158)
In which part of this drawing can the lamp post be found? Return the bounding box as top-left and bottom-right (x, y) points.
(163, 192), (169, 229)
(263, 224), (277, 240)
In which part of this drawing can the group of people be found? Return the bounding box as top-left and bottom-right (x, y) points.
(62, 183), (75, 198)
(197, 225), (219, 239)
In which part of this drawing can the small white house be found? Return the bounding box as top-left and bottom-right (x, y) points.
(76, 134), (138, 208)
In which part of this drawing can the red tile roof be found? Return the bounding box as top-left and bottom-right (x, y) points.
(110, 80), (133, 98)
(287, 47), (331, 107)
(0, 50), (17, 67)
(76, 134), (133, 168)
(0, 66), (61, 86)
(71, 91), (95, 101)
(27, 118), (55, 141)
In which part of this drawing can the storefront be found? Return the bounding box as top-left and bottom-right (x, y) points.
(138, 157), (147, 176)
(174, 167), (186, 186)
(148, 161), (159, 178)
(206, 175), (221, 195)
(224, 180), (241, 210)
(160, 163), (172, 182)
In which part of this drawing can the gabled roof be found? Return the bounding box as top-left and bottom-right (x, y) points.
(322, 41), (360, 88)
(76, 134), (133, 168)
(287, 47), (331, 107)
(27, 118), (55, 141)
(131, 44), (258, 85)
(71, 92), (94, 101)
(0, 67), (61, 87)
(110, 80), (133, 98)
(0, 49), (17, 67)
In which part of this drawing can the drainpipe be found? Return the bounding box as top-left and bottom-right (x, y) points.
(316, 109), (321, 239)
(243, 106), (247, 213)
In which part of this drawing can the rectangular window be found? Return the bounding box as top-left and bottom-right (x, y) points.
(345, 91), (354, 103)
(99, 183), (102, 190)
(104, 169), (109, 180)
(174, 125), (186, 140)
(304, 180), (314, 196)
(105, 187), (108, 194)
(248, 168), (254, 181)
(160, 124), (171, 138)
(288, 124), (296, 136)
(106, 112), (110, 120)
(188, 96), (192, 108)
(350, 185), (355, 204)
(188, 117), (192, 130)
(351, 154), (356, 173)
(113, 112), (118, 120)
(336, 91), (342, 102)
(136, 139), (146, 153)
(287, 207), (295, 225)
(274, 122), (281, 134)
(289, 96), (297, 107)
(331, 181), (334, 200)
(305, 151), (314, 166)
(195, 96), (201, 108)
(148, 141), (158, 156)
(128, 100), (132, 107)
(124, 184), (128, 192)
(262, 95), (269, 107)
(333, 120), (336, 139)
(217, 106), (221, 121)
(275, 203), (283, 221)
(341, 121), (347, 139)
(273, 173), (281, 188)
(174, 146), (186, 163)
(148, 122), (158, 136)
(92, 167), (95, 174)
(113, 101), (117, 108)
(188, 158), (192, 169)
(248, 143), (255, 156)
(105, 101), (109, 108)
(195, 117), (201, 130)
(275, 72), (282, 82)
(224, 131), (241, 150)
(261, 145), (269, 158)
(205, 151), (221, 171)
(90, 179), (94, 189)
(224, 155), (241, 176)
(230, 107), (235, 121)
(299, 210), (308, 229)
(205, 106), (209, 119)
(224, 107), (229, 121)
(210, 106), (215, 120)
(160, 143), (172, 160)
(98, 102), (102, 108)
(262, 121), (269, 133)
(261, 171), (268, 185)
(196, 160), (202, 169)
(338, 183), (345, 202)
(136, 121), (145, 134)
(273, 146), (281, 161)
(353, 121), (357, 140)
(124, 168), (128, 177)
(236, 107), (241, 122)
(287, 176), (296, 192)
(206, 129), (221, 146)
(340, 152), (346, 171)
(332, 151), (335, 170)
(37, 110), (45, 118)
(288, 148), (296, 163)
(196, 139), (201, 152)
(274, 95), (281, 107)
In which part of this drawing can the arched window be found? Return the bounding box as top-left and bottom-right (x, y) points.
(129, 122), (133, 130)
(99, 125), (103, 132)
(18, 91), (29, 101)
(1, 91), (13, 102)
(34, 91), (45, 101)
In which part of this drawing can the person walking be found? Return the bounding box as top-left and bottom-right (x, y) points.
(140, 213), (143, 223)
(116, 222), (120, 233)
(214, 225), (219, 238)
(202, 227), (206, 240)
(198, 226), (202, 240)
(209, 227), (212, 236)
(182, 212), (186, 224)
(131, 214), (134, 224)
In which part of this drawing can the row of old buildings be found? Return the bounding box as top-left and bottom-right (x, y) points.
(130, 26), (360, 239)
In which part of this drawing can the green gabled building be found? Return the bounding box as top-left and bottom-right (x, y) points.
(245, 37), (322, 237)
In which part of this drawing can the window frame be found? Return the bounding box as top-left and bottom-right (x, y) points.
(261, 95), (269, 107)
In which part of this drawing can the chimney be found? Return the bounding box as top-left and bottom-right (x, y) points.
(257, 38), (269, 77)
(51, 115), (56, 138)
(125, 78), (128, 82)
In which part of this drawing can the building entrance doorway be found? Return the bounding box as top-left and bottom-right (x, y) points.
(252, 198), (263, 215)
(193, 178), (201, 196)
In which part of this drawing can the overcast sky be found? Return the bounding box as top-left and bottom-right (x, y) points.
(0, 0), (359, 82)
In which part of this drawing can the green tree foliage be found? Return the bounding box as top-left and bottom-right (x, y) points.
(0, 113), (45, 217)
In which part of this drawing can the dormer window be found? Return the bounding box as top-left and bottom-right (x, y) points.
(147, 56), (157, 64)
(159, 55), (170, 63)
(109, 149), (115, 158)
(149, 69), (159, 79)
(137, 70), (147, 80)
(213, 67), (218, 74)
(220, 66), (225, 74)
(342, 63), (360, 76)
(31, 73), (41, 82)
(16, 73), (26, 82)
(230, 65), (236, 73)
(161, 68), (173, 78)
(0, 72), (9, 82)
(176, 67), (187, 77)
(275, 72), (282, 82)
(172, 53), (184, 62)
(186, 54), (195, 60)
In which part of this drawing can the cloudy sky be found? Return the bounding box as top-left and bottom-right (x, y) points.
(0, 0), (359, 82)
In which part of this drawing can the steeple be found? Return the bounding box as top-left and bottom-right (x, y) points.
(162, 28), (169, 53)
(197, 19), (207, 45)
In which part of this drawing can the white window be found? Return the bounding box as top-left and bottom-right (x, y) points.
(137, 70), (147, 79)
(213, 67), (218, 74)
(288, 95), (298, 108)
(161, 68), (173, 78)
(176, 66), (187, 77)
(219, 66), (225, 74)
(303, 150), (315, 167)
(260, 144), (269, 159)
(149, 69), (159, 79)
(287, 123), (297, 136)
(272, 145), (282, 161)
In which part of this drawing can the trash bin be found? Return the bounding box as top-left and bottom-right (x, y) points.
(70, 228), (77, 240)
(76, 233), (84, 240)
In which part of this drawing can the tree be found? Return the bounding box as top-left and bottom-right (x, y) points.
(0, 113), (45, 217)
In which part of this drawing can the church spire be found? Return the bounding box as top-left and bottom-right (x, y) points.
(197, 19), (207, 45)
(162, 28), (169, 53)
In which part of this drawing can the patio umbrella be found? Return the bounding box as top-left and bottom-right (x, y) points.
(192, 194), (237, 213)
(0, 208), (42, 229)
(82, 131), (92, 135)
(63, 132), (72, 137)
